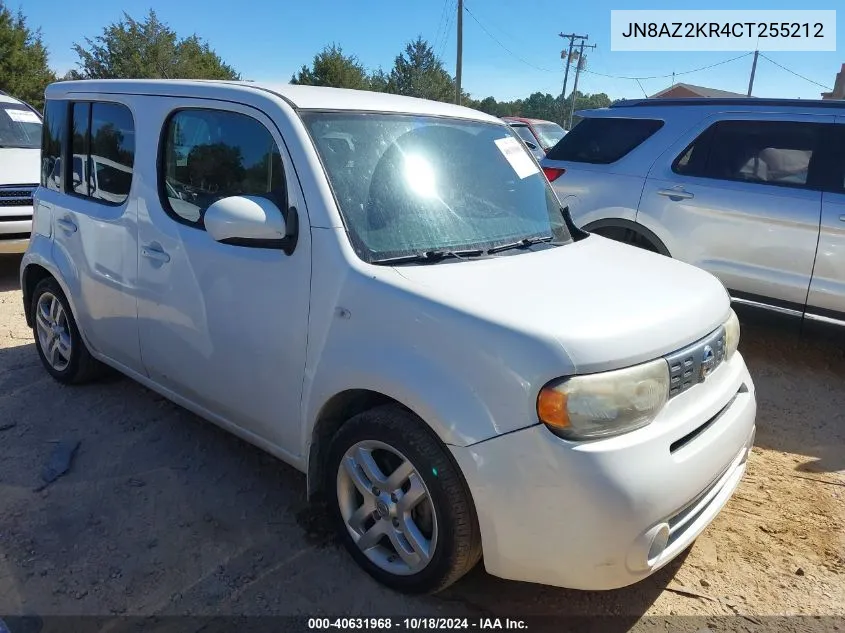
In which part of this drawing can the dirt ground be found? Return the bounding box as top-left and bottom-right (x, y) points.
(0, 253), (843, 630)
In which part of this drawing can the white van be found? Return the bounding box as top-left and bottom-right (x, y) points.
(22, 80), (756, 594)
(0, 91), (41, 254)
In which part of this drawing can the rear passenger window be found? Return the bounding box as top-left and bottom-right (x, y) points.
(546, 117), (663, 164)
(160, 109), (285, 226)
(41, 100), (67, 191)
(673, 120), (823, 189)
(68, 101), (135, 204)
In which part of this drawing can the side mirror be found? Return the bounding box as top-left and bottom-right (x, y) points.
(204, 195), (298, 254)
(524, 141), (538, 150)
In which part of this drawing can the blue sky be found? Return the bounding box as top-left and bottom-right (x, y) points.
(20, 0), (844, 101)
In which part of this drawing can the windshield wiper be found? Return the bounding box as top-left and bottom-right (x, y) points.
(486, 235), (553, 255)
(371, 248), (486, 265)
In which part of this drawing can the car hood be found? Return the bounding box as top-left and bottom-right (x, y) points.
(391, 235), (731, 374)
(0, 148), (40, 186)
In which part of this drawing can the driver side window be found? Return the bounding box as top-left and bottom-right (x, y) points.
(160, 108), (285, 227)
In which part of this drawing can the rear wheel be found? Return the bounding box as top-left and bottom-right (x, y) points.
(327, 405), (481, 593)
(31, 277), (104, 384)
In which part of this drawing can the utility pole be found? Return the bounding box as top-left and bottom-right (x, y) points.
(559, 32), (587, 122)
(455, 0), (463, 104)
(568, 40), (596, 129)
(746, 50), (759, 97)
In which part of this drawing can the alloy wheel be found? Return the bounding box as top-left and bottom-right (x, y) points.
(336, 440), (438, 576)
(35, 292), (72, 372)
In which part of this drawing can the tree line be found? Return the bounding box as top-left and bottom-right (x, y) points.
(0, 3), (611, 125)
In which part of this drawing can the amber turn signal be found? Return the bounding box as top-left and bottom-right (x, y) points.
(537, 387), (570, 429)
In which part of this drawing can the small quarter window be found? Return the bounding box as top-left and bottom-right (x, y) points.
(41, 100), (67, 191)
(160, 109), (285, 226)
(546, 117), (663, 164)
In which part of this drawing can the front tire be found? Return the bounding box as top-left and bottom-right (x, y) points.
(327, 405), (482, 593)
(31, 277), (104, 384)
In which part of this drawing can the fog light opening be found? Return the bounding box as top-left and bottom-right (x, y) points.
(647, 524), (670, 566)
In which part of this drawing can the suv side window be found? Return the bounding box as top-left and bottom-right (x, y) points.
(546, 117), (663, 164)
(160, 109), (285, 227)
(68, 101), (135, 205)
(41, 100), (67, 192)
(673, 120), (823, 189)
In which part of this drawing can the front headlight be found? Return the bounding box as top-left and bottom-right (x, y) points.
(724, 309), (740, 360)
(537, 358), (670, 441)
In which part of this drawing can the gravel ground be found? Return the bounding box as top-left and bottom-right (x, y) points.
(0, 253), (843, 630)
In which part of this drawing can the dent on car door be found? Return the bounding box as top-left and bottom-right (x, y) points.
(639, 114), (830, 312)
(805, 120), (845, 327)
(136, 99), (311, 456)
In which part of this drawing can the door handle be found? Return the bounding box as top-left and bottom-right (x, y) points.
(141, 245), (171, 264)
(656, 188), (694, 201)
(838, 215), (845, 222)
(56, 217), (77, 233)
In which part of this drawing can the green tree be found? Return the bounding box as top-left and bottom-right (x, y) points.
(291, 44), (370, 90)
(562, 91), (612, 127)
(70, 10), (238, 80)
(387, 36), (454, 102)
(0, 1), (56, 109)
(368, 68), (390, 93)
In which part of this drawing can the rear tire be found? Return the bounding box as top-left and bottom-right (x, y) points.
(326, 404), (482, 593)
(31, 277), (105, 384)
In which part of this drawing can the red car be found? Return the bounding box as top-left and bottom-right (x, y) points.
(502, 117), (568, 155)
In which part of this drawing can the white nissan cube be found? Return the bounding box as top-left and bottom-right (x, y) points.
(22, 80), (756, 594)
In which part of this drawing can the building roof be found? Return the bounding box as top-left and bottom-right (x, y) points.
(649, 82), (747, 99)
(45, 79), (501, 123)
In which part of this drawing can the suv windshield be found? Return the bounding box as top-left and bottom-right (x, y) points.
(0, 105), (41, 148)
(302, 112), (571, 262)
(533, 122), (566, 149)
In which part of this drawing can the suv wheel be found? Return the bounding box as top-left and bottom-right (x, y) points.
(327, 405), (481, 593)
(31, 278), (104, 384)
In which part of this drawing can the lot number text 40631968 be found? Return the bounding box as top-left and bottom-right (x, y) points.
(307, 618), (528, 630)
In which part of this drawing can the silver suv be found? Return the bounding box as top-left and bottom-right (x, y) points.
(541, 98), (845, 333)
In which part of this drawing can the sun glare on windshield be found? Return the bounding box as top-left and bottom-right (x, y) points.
(404, 153), (438, 198)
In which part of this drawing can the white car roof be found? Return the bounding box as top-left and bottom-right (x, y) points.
(0, 92), (25, 105)
(46, 80), (501, 123)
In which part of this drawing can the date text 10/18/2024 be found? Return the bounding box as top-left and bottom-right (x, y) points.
(307, 618), (528, 630)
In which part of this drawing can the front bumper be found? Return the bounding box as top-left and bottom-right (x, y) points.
(0, 237), (29, 254)
(0, 203), (33, 254)
(450, 352), (756, 590)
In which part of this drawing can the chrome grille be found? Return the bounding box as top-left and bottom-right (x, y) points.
(0, 184), (36, 208)
(664, 326), (726, 398)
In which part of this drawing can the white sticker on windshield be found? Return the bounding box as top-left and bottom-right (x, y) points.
(494, 136), (539, 179)
(5, 109), (41, 123)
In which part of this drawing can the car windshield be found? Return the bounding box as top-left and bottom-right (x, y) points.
(302, 112), (571, 262)
(0, 105), (41, 148)
(533, 122), (566, 149)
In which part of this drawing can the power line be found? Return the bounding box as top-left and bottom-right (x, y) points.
(434, 0), (451, 57)
(758, 53), (833, 91)
(581, 52), (752, 81)
(436, 0), (456, 60)
(463, 4), (559, 73)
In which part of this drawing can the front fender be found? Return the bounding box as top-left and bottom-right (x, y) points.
(303, 341), (499, 450)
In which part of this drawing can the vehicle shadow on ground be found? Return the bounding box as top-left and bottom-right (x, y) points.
(739, 321), (845, 474)
(0, 255), (22, 292)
